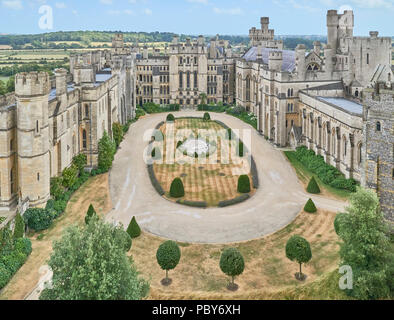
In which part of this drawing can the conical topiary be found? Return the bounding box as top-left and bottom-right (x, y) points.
(203, 112), (210, 121)
(85, 204), (97, 224)
(166, 114), (175, 122)
(237, 141), (244, 157)
(151, 147), (161, 160)
(127, 216), (141, 238)
(307, 176), (321, 194)
(170, 178), (185, 198)
(304, 198), (317, 213)
(237, 175), (251, 194)
(13, 213), (25, 239)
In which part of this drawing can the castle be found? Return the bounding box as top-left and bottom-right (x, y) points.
(0, 9), (392, 221)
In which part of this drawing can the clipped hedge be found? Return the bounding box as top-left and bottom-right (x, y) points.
(250, 157), (259, 189)
(304, 198), (317, 213)
(218, 194), (250, 207)
(23, 208), (54, 232)
(307, 176), (321, 194)
(293, 146), (357, 192)
(237, 175), (251, 194)
(176, 199), (207, 208)
(166, 114), (175, 122)
(143, 102), (180, 114)
(203, 112), (211, 121)
(127, 216), (141, 238)
(170, 178), (185, 198)
(147, 164), (165, 196)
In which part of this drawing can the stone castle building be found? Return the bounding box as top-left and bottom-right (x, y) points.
(0, 9), (392, 220)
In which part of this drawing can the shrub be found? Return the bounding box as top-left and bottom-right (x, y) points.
(98, 131), (116, 172)
(166, 113), (175, 122)
(250, 157), (259, 189)
(0, 263), (11, 289)
(24, 208), (54, 231)
(53, 200), (67, 216)
(203, 112), (210, 121)
(151, 147), (161, 160)
(226, 128), (233, 140)
(237, 141), (244, 157)
(112, 122), (124, 148)
(304, 199), (317, 213)
(72, 154), (87, 174)
(176, 200), (207, 208)
(334, 212), (347, 237)
(237, 175), (251, 194)
(307, 176), (321, 194)
(0, 250), (27, 274)
(114, 227), (132, 252)
(85, 204), (97, 224)
(50, 177), (64, 200)
(218, 194), (250, 207)
(156, 240), (181, 285)
(170, 178), (185, 198)
(13, 213), (25, 239)
(176, 141), (183, 149)
(219, 248), (245, 290)
(14, 237), (32, 256)
(285, 235), (312, 280)
(62, 164), (79, 189)
(127, 216), (141, 238)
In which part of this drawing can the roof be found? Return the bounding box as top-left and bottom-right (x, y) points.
(242, 47), (296, 72)
(306, 82), (343, 91)
(317, 97), (363, 115)
(95, 74), (112, 83)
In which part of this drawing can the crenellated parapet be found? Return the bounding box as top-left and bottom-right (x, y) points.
(15, 72), (50, 97)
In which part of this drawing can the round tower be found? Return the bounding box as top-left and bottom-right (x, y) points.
(54, 68), (67, 96)
(268, 50), (283, 72)
(326, 10), (339, 53)
(15, 72), (50, 207)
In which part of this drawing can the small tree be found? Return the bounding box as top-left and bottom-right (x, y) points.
(237, 175), (251, 194)
(285, 235), (312, 281)
(85, 204), (97, 225)
(112, 122), (124, 148)
(334, 212), (347, 236)
(13, 213), (25, 239)
(62, 164), (78, 189)
(166, 114), (175, 122)
(24, 208), (53, 232)
(199, 92), (207, 105)
(237, 141), (244, 157)
(176, 141), (183, 149)
(306, 176), (321, 194)
(226, 128), (233, 140)
(98, 131), (116, 172)
(127, 216), (141, 238)
(203, 112), (210, 121)
(219, 248), (245, 291)
(72, 154), (87, 175)
(156, 240), (181, 286)
(170, 178), (185, 198)
(304, 198), (317, 213)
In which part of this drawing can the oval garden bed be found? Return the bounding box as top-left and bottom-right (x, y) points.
(146, 116), (259, 208)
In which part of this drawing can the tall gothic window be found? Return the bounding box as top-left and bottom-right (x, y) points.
(179, 71), (183, 88)
(82, 129), (87, 149)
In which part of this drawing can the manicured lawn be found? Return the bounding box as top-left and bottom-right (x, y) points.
(284, 151), (352, 199)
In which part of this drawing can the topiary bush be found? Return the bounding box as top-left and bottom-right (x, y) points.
(285, 235), (312, 281)
(13, 213), (25, 239)
(166, 113), (175, 122)
(203, 112), (211, 121)
(219, 247), (245, 291)
(237, 141), (244, 157)
(24, 208), (54, 232)
(14, 237), (32, 256)
(307, 176), (321, 194)
(85, 204), (97, 225)
(156, 240), (181, 286)
(334, 212), (347, 237)
(237, 175), (251, 194)
(113, 227), (132, 252)
(127, 216), (141, 238)
(176, 141), (183, 149)
(226, 128), (233, 140)
(170, 178), (185, 198)
(304, 198), (317, 213)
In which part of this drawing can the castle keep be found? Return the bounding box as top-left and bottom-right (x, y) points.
(0, 9), (392, 220)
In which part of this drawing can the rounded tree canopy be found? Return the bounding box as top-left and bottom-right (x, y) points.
(219, 247), (245, 278)
(285, 235), (312, 265)
(170, 177), (185, 198)
(237, 175), (251, 194)
(156, 240), (181, 271)
(334, 212), (347, 237)
(166, 114), (175, 122)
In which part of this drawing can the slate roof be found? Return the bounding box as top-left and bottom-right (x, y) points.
(317, 97), (363, 115)
(242, 46), (296, 72)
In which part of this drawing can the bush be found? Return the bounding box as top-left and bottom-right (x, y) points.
(237, 175), (251, 194)
(176, 200), (207, 208)
(170, 178), (185, 198)
(85, 204), (97, 225)
(24, 208), (54, 231)
(237, 141), (244, 157)
(203, 112), (211, 121)
(334, 212), (347, 237)
(14, 237), (32, 256)
(112, 122), (124, 148)
(226, 128), (233, 140)
(0, 250), (27, 274)
(98, 131), (116, 172)
(176, 141), (183, 149)
(50, 177), (64, 200)
(285, 235), (312, 280)
(218, 194), (250, 207)
(151, 147), (161, 160)
(219, 248), (245, 289)
(156, 240), (181, 284)
(0, 263), (11, 289)
(307, 176), (321, 194)
(114, 227), (132, 252)
(250, 157), (259, 189)
(13, 213), (25, 239)
(62, 164), (78, 189)
(53, 200), (67, 216)
(127, 216), (141, 238)
(304, 199), (317, 213)
(166, 113), (175, 122)
(147, 165), (165, 195)
(72, 154), (87, 174)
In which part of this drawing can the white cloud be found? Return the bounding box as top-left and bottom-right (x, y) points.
(187, 0), (209, 4)
(100, 0), (113, 5)
(55, 2), (66, 9)
(144, 8), (152, 15)
(213, 7), (243, 15)
(338, 4), (353, 13)
(350, 0), (393, 9)
(2, 0), (23, 10)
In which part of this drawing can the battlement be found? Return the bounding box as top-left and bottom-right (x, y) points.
(15, 72), (50, 97)
(269, 51), (283, 60)
(363, 82), (394, 103)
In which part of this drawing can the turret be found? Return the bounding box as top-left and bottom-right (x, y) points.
(143, 46), (148, 59)
(313, 41), (321, 56)
(209, 38), (217, 59)
(260, 17), (269, 33)
(172, 35), (179, 45)
(15, 72), (50, 207)
(73, 64), (95, 86)
(54, 68), (67, 96)
(295, 44), (306, 79)
(327, 10), (339, 53)
(324, 44), (334, 74)
(197, 35), (204, 46)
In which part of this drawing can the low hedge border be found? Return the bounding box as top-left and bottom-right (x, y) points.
(250, 157), (259, 189)
(147, 164), (165, 196)
(218, 194), (250, 208)
(176, 199), (207, 208)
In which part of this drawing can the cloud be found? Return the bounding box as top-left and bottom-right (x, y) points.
(100, 0), (113, 5)
(144, 8), (152, 15)
(350, 0), (393, 9)
(2, 0), (23, 10)
(55, 2), (66, 9)
(338, 4), (353, 13)
(213, 7), (243, 15)
(288, 0), (320, 12)
(187, 0), (209, 4)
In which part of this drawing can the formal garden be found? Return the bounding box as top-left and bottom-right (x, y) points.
(147, 114), (258, 207)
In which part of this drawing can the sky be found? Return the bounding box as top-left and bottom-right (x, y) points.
(0, 0), (393, 36)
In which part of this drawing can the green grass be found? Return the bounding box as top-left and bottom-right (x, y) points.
(284, 151), (352, 199)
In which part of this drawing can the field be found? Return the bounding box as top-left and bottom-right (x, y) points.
(152, 118), (255, 206)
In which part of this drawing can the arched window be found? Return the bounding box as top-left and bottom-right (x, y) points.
(376, 121), (381, 132)
(246, 76), (251, 101)
(358, 143), (362, 165)
(85, 104), (89, 118)
(179, 71), (183, 88)
(82, 129), (87, 149)
(355, 90), (359, 97)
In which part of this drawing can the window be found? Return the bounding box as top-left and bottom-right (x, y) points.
(82, 129), (87, 149)
(376, 121), (381, 131)
(179, 71), (183, 88)
(194, 71), (198, 88)
(36, 120), (39, 134)
(187, 72), (190, 88)
(37, 173), (40, 181)
(10, 139), (13, 151)
(367, 53), (369, 65)
(85, 104), (89, 118)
